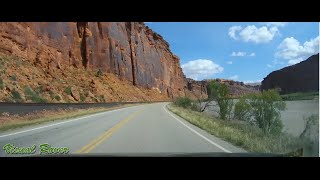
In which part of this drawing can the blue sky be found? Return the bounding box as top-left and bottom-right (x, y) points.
(146, 22), (319, 83)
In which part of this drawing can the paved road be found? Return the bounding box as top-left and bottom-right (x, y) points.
(0, 102), (246, 157)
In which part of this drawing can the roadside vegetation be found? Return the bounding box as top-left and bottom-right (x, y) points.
(24, 86), (48, 103)
(281, 92), (318, 101)
(0, 77), (4, 90)
(171, 81), (314, 156)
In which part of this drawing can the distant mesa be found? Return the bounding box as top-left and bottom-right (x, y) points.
(261, 54), (319, 94)
(186, 78), (260, 98)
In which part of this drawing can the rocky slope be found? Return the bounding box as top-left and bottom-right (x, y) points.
(0, 22), (194, 102)
(261, 54), (319, 94)
(0, 54), (171, 103)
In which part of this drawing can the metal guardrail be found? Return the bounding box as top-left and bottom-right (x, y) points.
(0, 101), (168, 115)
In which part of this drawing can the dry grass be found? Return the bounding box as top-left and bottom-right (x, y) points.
(0, 104), (139, 132)
(168, 104), (304, 155)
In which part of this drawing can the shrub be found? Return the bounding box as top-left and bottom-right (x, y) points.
(208, 81), (232, 120)
(225, 98), (234, 120)
(80, 94), (85, 102)
(49, 90), (54, 99)
(35, 85), (45, 93)
(10, 75), (17, 81)
(234, 97), (251, 122)
(54, 95), (61, 101)
(300, 114), (319, 156)
(174, 97), (192, 108)
(247, 89), (286, 135)
(64, 86), (72, 95)
(96, 69), (103, 77)
(11, 90), (22, 102)
(24, 86), (48, 103)
(190, 101), (201, 112)
(99, 95), (105, 102)
(0, 78), (4, 89)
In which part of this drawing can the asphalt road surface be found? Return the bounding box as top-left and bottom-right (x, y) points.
(0, 102), (246, 157)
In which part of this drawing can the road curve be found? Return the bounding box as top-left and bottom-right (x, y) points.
(0, 102), (245, 157)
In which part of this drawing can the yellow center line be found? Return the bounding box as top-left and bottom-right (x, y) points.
(75, 109), (144, 154)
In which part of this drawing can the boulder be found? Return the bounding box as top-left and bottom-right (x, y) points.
(70, 87), (80, 101)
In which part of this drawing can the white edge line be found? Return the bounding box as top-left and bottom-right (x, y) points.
(0, 105), (139, 138)
(163, 105), (232, 153)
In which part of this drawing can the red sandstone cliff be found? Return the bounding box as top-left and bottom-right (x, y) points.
(0, 22), (187, 100)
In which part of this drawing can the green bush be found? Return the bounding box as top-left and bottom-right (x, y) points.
(234, 97), (251, 122)
(300, 114), (319, 156)
(11, 90), (22, 102)
(64, 86), (72, 95)
(35, 85), (45, 93)
(10, 75), (17, 81)
(54, 95), (61, 101)
(80, 94), (85, 102)
(96, 69), (103, 77)
(174, 97), (192, 108)
(190, 101), (201, 112)
(24, 86), (48, 103)
(99, 95), (105, 102)
(49, 90), (54, 99)
(0, 78), (4, 89)
(208, 81), (233, 120)
(247, 89), (286, 135)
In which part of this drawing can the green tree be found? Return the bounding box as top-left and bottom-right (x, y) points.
(234, 96), (252, 122)
(247, 89), (286, 135)
(226, 98), (235, 120)
(208, 81), (233, 120)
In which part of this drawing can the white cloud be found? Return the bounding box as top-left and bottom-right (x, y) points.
(231, 51), (246, 56)
(181, 59), (223, 80)
(228, 75), (239, 80)
(229, 25), (278, 43)
(288, 58), (304, 65)
(227, 61), (233, 64)
(249, 53), (255, 56)
(262, 22), (288, 27)
(267, 64), (273, 68)
(276, 36), (319, 65)
(239, 26), (278, 43)
(228, 26), (242, 40)
(272, 59), (284, 65)
(244, 80), (262, 84)
(230, 51), (255, 57)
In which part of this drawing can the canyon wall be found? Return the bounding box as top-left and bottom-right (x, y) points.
(0, 22), (189, 98)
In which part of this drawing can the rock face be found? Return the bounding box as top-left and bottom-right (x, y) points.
(185, 78), (208, 99)
(186, 78), (259, 99)
(0, 22), (187, 98)
(261, 54), (319, 94)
